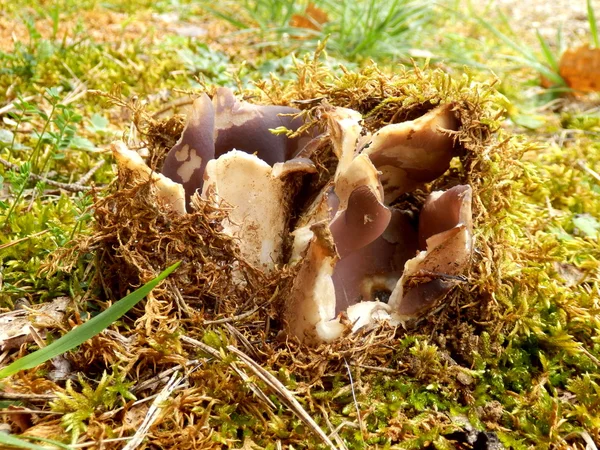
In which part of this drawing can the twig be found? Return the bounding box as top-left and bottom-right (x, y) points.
(0, 157), (99, 193)
(8, 158), (102, 193)
(151, 97), (195, 118)
(228, 345), (338, 450)
(169, 281), (193, 318)
(224, 323), (259, 359)
(577, 160), (600, 183)
(0, 408), (62, 415)
(343, 357), (364, 439)
(564, 431), (599, 450)
(71, 436), (134, 448)
(122, 373), (183, 450)
(77, 159), (106, 186)
(0, 393), (57, 400)
(203, 287), (279, 325)
(0, 230), (50, 251)
(317, 405), (349, 450)
(579, 431), (598, 450)
(203, 305), (262, 325)
(180, 335), (276, 409)
(0, 95), (37, 116)
(328, 421), (360, 438)
(131, 359), (201, 394)
(580, 346), (600, 366)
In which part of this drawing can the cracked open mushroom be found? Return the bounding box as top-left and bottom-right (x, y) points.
(112, 90), (472, 344)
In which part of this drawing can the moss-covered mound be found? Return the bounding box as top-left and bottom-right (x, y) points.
(3, 59), (599, 450)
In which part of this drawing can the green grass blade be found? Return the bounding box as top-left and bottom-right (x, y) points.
(536, 30), (560, 72)
(0, 262), (181, 380)
(557, 25), (566, 56)
(0, 432), (69, 450)
(15, 436), (72, 450)
(588, 0), (599, 48)
(500, 54), (566, 85)
(474, 14), (536, 61)
(201, 5), (250, 29)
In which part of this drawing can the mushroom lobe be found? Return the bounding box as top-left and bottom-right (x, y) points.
(112, 141), (187, 215)
(332, 209), (418, 314)
(362, 103), (460, 204)
(201, 150), (290, 271)
(161, 88), (312, 204)
(388, 185), (473, 320)
(329, 185), (391, 259)
(213, 87), (308, 165)
(285, 222), (343, 343)
(161, 93), (215, 203)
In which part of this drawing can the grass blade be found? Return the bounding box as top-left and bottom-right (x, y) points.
(588, 0), (599, 48)
(474, 14), (536, 61)
(0, 262), (181, 380)
(0, 432), (69, 450)
(500, 54), (566, 86)
(201, 5), (250, 29)
(536, 29), (559, 72)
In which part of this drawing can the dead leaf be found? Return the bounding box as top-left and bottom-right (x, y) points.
(0, 297), (70, 351)
(122, 403), (150, 431)
(290, 3), (328, 31)
(21, 421), (64, 441)
(3, 406), (33, 433)
(553, 262), (585, 287)
(559, 45), (600, 92)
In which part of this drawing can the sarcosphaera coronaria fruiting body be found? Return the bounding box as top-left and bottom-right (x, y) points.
(111, 88), (473, 344)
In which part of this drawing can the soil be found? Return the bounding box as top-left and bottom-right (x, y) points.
(494, 0), (600, 44)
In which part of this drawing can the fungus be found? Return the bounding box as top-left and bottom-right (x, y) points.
(113, 90), (473, 344)
(161, 93), (215, 204)
(212, 87), (310, 165)
(286, 184), (472, 343)
(283, 104), (470, 343)
(201, 150), (315, 271)
(286, 222), (344, 343)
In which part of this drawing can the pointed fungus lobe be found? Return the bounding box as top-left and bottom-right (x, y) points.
(326, 106), (363, 178)
(289, 186), (340, 264)
(161, 93), (215, 203)
(213, 87), (308, 165)
(201, 150), (290, 271)
(286, 222), (344, 343)
(112, 141), (187, 214)
(388, 185), (473, 320)
(334, 153), (384, 210)
(272, 157), (317, 178)
(362, 103), (460, 204)
(418, 184), (473, 250)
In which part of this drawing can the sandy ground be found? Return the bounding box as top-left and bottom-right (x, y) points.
(493, 0), (600, 44)
(3, 1), (600, 53)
